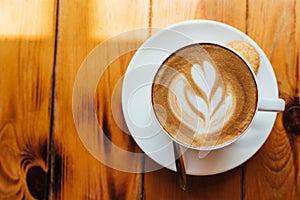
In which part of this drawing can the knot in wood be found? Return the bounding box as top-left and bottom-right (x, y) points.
(283, 97), (300, 135)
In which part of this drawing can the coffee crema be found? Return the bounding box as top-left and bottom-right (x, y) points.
(152, 43), (258, 148)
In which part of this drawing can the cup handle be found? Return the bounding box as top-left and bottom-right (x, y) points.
(258, 98), (285, 112)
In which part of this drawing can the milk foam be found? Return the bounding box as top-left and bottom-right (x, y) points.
(168, 62), (235, 135)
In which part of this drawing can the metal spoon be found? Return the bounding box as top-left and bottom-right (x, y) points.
(173, 142), (187, 190)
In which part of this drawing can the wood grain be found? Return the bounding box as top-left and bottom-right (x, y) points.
(245, 0), (299, 199)
(144, 1), (246, 199)
(51, 0), (149, 199)
(151, 0), (246, 30)
(0, 0), (56, 199)
(1, 0), (299, 199)
(298, 0), (300, 95)
(145, 168), (241, 200)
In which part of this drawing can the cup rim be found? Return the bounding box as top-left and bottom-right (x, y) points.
(150, 41), (260, 151)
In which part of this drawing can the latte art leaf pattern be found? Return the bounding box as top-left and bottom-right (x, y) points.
(168, 61), (235, 135)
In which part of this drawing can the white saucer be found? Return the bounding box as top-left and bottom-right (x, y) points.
(122, 20), (279, 175)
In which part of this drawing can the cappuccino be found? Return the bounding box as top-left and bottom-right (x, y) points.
(152, 43), (258, 148)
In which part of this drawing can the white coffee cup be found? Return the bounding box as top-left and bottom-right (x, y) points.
(151, 42), (285, 154)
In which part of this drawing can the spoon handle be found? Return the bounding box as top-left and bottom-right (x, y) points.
(173, 142), (187, 191)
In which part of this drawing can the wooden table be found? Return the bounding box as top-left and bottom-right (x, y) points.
(0, 0), (299, 199)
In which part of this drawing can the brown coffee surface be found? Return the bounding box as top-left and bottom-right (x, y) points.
(152, 43), (258, 148)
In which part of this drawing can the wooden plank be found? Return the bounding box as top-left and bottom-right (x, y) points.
(145, 168), (241, 200)
(244, 0), (299, 199)
(298, 0), (300, 96)
(0, 0), (56, 199)
(151, 0), (246, 30)
(51, 0), (149, 199)
(144, 0), (246, 199)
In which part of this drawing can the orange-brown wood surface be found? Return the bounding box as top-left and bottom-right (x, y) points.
(244, 0), (300, 199)
(0, 1), (57, 199)
(0, 0), (299, 199)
